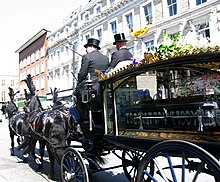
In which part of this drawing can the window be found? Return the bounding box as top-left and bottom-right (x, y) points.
(65, 27), (69, 34)
(1, 91), (6, 102)
(145, 40), (154, 52)
(85, 34), (90, 42)
(61, 46), (64, 53)
(97, 29), (102, 42)
(36, 78), (39, 91)
(96, 5), (101, 14)
(41, 76), (45, 89)
(57, 51), (60, 60)
(24, 58), (27, 67)
(20, 60), (23, 69)
(2, 79), (5, 86)
(31, 53), (35, 63)
(196, 0), (207, 5)
(40, 46), (45, 58)
(110, 21), (117, 34)
(125, 13), (133, 32)
(84, 12), (89, 21)
(41, 62), (45, 73)
(65, 47), (69, 55)
(11, 80), (14, 87)
(56, 32), (60, 39)
(26, 58), (30, 66)
(198, 23), (210, 38)
(36, 50), (39, 60)
(109, 0), (115, 6)
(31, 67), (35, 76)
(36, 64), (39, 75)
(55, 69), (60, 79)
(143, 3), (153, 23)
(167, 0), (177, 16)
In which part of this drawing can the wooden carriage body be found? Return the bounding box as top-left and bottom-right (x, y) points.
(98, 49), (220, 157)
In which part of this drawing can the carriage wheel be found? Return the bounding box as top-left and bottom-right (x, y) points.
(61, 147), (89, 182)
(137, 140), (220, 182)
(122, 150), (154, 181)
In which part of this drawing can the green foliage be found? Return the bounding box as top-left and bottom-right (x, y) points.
(152, 31), (193, 60)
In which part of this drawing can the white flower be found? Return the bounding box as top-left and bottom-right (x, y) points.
(163, 36), (172, 47)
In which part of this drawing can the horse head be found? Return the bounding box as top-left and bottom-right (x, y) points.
(28, 95), (43, 113)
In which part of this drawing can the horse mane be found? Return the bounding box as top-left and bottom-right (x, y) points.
(6, 101), (18, 118)
(22, 74), (36, 96)
(21, 74), (43, 112)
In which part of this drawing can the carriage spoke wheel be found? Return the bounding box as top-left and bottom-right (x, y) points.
(61, 147), (89, 182)
(137, 140), (220, 182)
(122, 150), (153, 181)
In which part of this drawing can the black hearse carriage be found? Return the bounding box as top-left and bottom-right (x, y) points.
(61, 47), (220, 181)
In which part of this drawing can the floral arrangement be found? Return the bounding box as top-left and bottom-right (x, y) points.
(131, 21), (152, 38)
(148, 31), (219, 61)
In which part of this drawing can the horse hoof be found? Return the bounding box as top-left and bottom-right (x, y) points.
(49, 174), (55, 180)
(23, 157), (28, 163)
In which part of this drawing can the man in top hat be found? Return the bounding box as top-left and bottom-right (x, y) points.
(76, 38), (109, 120)
(109, 33), (133, 68)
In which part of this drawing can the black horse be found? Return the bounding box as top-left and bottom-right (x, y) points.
(27, 86), (77, 179)
(42, 108), (69, 179)
(41, 87), (83, 179)
(6, 87), (30, 157)
(19, 74), (46, 168)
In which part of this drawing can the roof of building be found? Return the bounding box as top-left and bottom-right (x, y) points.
(15, 29), (50, 53)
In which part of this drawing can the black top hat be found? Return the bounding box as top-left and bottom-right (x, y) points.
(84, 38), (101, 50)
(113, 33), (127, 45)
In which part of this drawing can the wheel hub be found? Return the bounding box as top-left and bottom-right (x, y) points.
(64, 171), (75, 180)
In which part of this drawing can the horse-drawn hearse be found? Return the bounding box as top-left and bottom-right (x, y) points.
(6, 42), (220, 181)
(59, 44), (220, 181)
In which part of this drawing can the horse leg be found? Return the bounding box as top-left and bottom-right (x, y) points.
(30, 138), (38, 163)
(9, 128), (15, 156)
(37, 140), (45, 170)
(47, 146), (55, 180)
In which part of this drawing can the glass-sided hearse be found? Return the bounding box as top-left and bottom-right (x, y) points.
(97, 48), (220, 181)
(61, 47), (220, 182)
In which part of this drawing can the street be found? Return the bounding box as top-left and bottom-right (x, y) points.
(0, 115), (128, 182)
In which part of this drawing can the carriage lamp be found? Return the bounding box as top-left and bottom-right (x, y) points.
(81, 73), (97, 104)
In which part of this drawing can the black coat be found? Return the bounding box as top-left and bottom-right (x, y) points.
(76, 50), (109, 95)
(110, 48), (133, 68)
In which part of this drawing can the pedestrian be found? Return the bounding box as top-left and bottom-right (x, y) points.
(75, 38), (109, 121)
(109, 33), (133, 68)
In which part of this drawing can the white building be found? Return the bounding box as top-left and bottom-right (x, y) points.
(0, 74), (19, 103)
(47, 0), (220, 103)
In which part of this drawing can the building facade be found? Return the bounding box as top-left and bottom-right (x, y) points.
(0, 74), (18, 103)
(47, 0), (220, 103)
(16, 29), (49, 107)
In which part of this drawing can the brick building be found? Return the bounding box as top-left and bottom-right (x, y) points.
(15, 29), (49, 107)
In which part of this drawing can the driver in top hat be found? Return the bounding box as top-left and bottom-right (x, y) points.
(76, 38), (109, 119)
(109, 33), (133, 68)
(77, 38), (109, 92)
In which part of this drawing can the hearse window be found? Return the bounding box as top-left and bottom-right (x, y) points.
(103, 67), (220, 136)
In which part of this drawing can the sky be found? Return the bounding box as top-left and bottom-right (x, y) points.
(0, 0), (87, 74)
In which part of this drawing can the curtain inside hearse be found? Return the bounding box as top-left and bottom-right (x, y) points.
(104, 67), (220, 135)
